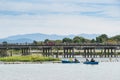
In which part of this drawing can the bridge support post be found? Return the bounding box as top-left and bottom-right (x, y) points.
(108, 49), (110, 57)
(84, 49), (86, 58)
(114, 49), (117, 57)
(110, 49), (113, 57)
(63, 47), (74, 58)
(0, 48), (8, 57)
(104, 49), (107, 57)
(21, 48), (30, 56)
(83, 47), (95, 58)
(55, 49), (59, 58)
(42, 47), (52, 57)
(102, 47), (117, 58)
(90, 49), (92, 58)
(87, 49), (89, 58)
(72, 48), (74, 58)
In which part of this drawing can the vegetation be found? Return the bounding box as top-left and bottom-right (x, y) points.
(2, 34), (120, 45)
(38, 34), (120, 44)
(109, 35), (120, 43)
(96, 34), (108, 43)
(73, 36), (85, 43)
(0, 55), (60, 62)
(62, 37), (73, 43)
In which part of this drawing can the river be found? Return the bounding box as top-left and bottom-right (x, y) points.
(0, 60), (120, 80)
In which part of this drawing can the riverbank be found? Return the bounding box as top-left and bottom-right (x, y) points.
(0, 61), (62, 64)
(0, 57), (119, 64)
(0, 54), (119, 64)
(0, 55), (60, 62)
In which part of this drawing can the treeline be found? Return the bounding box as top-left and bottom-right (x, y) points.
(32, 34), (120, 45)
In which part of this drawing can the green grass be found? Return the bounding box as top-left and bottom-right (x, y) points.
(0, 55), (60, 62)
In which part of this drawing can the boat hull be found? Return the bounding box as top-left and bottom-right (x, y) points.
(83, 61), (99, 65)
(62, 60), (80, 63)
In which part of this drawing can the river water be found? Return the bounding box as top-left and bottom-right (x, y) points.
(0, 60), (120, 80)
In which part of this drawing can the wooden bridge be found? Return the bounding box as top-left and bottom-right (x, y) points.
(0, 43), (120, 58)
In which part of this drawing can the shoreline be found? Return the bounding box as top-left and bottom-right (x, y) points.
(0, 61), (62, 64)
(0, 58), (119, 64)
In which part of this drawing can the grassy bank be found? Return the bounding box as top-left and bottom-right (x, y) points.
(0, 55), (60, 62)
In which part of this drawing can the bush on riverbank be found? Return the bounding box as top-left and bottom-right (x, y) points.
(0, 55), (60, 62)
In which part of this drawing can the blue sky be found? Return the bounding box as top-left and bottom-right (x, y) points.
(0, 0), (120, 38)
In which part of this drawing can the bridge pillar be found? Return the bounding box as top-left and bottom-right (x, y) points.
(90, 49), (92, 58)
(72, 48), (74, 58)
(113, 48), (118, 57)
(21, 48), (30, 56)
(108, 49), (110, 57)
(42, 47), (52, 57)
(0, 48), (8, 57)
(63, 47), (74, 58)
(110, 49), (113, 57)
(83, 47), (95, 58)
(114, 49), (117, 57)
(52, 48), (59, 58)
(55, 49), (59, 58)
(104, 49), (107, 57)
(87, 49), (89, 58)
(102, 47), (117, 58)
(10, 49), (13, 56)
(93, 49), (96, 58)
(84, 49), (86, 58)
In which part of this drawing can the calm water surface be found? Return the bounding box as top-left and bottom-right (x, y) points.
(0, 61), (120, 80)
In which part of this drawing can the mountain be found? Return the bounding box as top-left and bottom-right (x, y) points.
(78, 33), (100, 39)
(0, 33), (100, 43)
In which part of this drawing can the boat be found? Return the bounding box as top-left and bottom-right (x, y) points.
(83, 61), (99, 65)
(62, 60), (80, 63)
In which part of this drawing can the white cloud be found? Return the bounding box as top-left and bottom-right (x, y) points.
(0, 14), (119, 38)
(0, 0), (119, 38)
(0, 0), (119, 13)
(103, 5), (120, 18)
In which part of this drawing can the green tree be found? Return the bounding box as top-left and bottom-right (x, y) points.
(62, 37), (72, 43)
(96, 34), (108, 43)
(91, 39), (96, 43)
(109, 35), (120, 43)
(44, 39), (50, 43)
(33, 40), (38, 45)
(2, 41), (8, 45)
(73, 36), (85, 43)
(54, 40), (62, 44)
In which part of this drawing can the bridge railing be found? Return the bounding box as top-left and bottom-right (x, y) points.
(0, 43), (120, 46)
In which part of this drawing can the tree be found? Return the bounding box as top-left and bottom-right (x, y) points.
(96, 34), (108, 43)
(91, 39), (96, 43)
(2, 41), (8, 45)
(109, 35), (120, 43)
(73, 36), (85, 43)
(33, 40), (38, 45)
(44, 39), (50, 43)
(96, 37), (102, 43)
(54, 40), (62, 44)
(73, 36), (81, 43)
(62, 38), (72, 43)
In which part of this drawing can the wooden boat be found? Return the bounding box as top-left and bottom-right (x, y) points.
(83, 61), (99, 65)
(62, 60), (80, 63)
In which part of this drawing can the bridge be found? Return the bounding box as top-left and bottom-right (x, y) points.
(0, 43), (120, 58)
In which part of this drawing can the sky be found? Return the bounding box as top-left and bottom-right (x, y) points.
(0, 0), (120, 38)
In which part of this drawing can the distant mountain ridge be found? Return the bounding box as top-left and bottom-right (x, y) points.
(0, 33), (100, 43)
